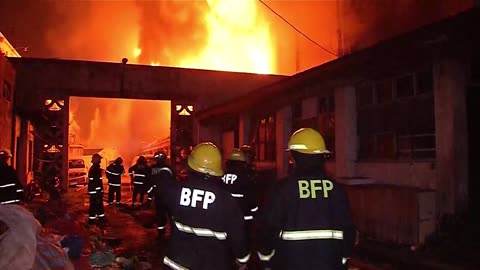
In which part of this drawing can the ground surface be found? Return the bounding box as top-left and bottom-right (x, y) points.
(23, 176), (400, 270)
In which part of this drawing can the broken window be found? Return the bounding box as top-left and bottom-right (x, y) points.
(357, 70), (435, 160)
(252, 113), (276, 162)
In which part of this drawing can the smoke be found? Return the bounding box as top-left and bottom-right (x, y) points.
(341, 0), (473, 52)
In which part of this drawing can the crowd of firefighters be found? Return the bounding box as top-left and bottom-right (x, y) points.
(0, 127), (355, 270)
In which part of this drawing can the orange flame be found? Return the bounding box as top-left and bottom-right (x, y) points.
(137, 0), (275, 74)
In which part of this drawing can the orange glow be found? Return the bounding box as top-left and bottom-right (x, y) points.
(139, 0), (275, 74)
(133, 48), (142, 58)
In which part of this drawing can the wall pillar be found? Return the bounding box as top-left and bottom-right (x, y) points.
(17, 118), (29, 186)
(276, 106), (292, 178)
(239, 113), (252, 147)
(434, 55), (469, 215)
(334, 85), (357, 178)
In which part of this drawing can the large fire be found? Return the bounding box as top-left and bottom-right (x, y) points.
(133, 0), (275, 74)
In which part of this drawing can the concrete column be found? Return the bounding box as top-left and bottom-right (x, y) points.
(197, 121), (221, 147)
(239, 113), (252, 146)
(302, 97), (318, 119)
(334, 85), (357, 178)
(61, 100), (69, 192)
(16, 118), (28, 186)
(276, 106), (293, 178)
(434, 55), (469, 215)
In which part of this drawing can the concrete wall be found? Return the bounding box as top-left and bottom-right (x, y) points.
(356, 162), (436, 189)
(275, 106), (292, 178)
(334, 85), (357, 178)
(434, 55), (469, 214)
(16, 119), (35, 185)
(0, 56), (15, 152)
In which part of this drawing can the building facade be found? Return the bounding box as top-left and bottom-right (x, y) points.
(196, 8), (480, 245)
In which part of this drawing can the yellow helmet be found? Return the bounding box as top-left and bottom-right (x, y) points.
(188, 142), (224, 177)
(287, 128), (330, 154)
(228, 149), (246, 162)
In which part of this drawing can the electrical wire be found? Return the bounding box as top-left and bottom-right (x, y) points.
(258, 0), (338, 57)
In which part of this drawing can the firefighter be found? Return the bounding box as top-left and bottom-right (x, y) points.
(87, 153), (105, 224)
(240, 144), (257, 180)
(128, 156), (150, 208)
(222, 149), (258, 221)
(157, 142), (250, 270)
(257, 128), (355, 270)
(106, 157), (125, 205)
(147, 150), (174, 236)
(222, 148), (258, 268)
(0, 150), (23, 205)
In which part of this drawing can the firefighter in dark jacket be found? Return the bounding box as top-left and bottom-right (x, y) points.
(128, 156), (150, 207)
(106, 157), (125, 205)
(88, 153), (105, 224)
(157, 142), (250, 270)
(147, 150), (174, 236)
(257, 128), (355, 270)
(240, 144), (257, 180)
(0, 150), (23, 205)
(222, 149), (258, 221)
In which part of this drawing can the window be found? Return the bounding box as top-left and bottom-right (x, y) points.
(357, 82), (374, 107)
(396, 75), (414, 98)
(318, 95), (335, 113)
(252, 114), (276, 162)
(357, 70), (435, 160)
(292, 101), (302, 119)
(416, 71), (433, 94)
(3, 81), (12, 101)
(375, 79), (393, 103)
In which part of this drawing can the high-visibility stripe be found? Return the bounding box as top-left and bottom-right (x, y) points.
(89, 216), (96, 220)
(244, 216), (253, 220)
(147, 187), (154, 193)
(251, 206), (258, 212)
(342, 257), (349, 264)
(1, 199), (20, 204)
(16, 189), (24, 193)
(158, 226), (165, 230)
(164, 256), (188, 270)
(148, 197), (153, 201)
(257, 250), (275, 261)
(134, 182), (144, 185)
(109, 183), (121, 186)
(69, 175), (86, 180)
(159, 167), (173, 175)
(106, 170), (120, 175)
(133, 174), (146, 177)
(280, 230), (343, 240)
(98, 214), (105, 217)
(231, 193), (244, 198)
(88, 191), (97, 194)
(89, 178), (94, 181)
(0, 183), (15, 188)
(236, 253), (251, 264)
(95, 187), (102, 190)
(174, 221), (227, 240)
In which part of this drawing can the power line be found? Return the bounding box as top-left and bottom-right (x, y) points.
(258, 0), (338, 57)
